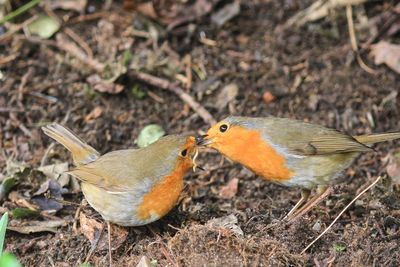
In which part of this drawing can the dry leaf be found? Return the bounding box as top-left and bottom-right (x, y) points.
(386, 151), (400, 185)
(79, 213), (128, 251)
(31, 179), (66, 212)
(136, 256), (152, 267)
(207, 214), (243, 237)
(219, 178), (239, 199)
(48, 0), (88, 13)
(211, 1), (240, 27)
(370, 41), (400, 74)
(8, 220), (66, 234)
(38, 163), (69, 187)
(136, 2), (159, 19)
(215, 83), (238, 110)
(79, 212), (104, 246)
(85, 107), (104, 122)
(87, 74), (124, 94)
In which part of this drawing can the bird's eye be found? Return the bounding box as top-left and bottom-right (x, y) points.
(219, 124), (228, 133)
(180, 149), (188, 157)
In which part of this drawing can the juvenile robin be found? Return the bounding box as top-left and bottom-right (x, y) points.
(196, 116), (400, 220)
(42, 123), (198, 264)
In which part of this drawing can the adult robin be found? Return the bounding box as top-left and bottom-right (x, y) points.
(196, 116), (400, 220)
(42, 123), (198, 265)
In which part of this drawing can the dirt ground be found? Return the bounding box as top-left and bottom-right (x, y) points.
(1, 0), (400, 266)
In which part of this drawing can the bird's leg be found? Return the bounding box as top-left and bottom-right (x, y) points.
(289, 185), (333, 222)
(107, 221), (112, 267)
(284, 188), (311, 220)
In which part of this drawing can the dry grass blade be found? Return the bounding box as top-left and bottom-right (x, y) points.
(301, 175), (382, 254)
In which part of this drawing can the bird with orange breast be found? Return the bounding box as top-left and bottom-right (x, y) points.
(42, 123), (198, 265)
(196, 116), (400, 220)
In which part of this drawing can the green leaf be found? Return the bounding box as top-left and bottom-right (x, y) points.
(131, 85), (146, 100)
(137, 124), (165, 148)
(333, 243), (346, 252)
(0, 177), (17, 201)
(122, 50), (133, 67)
(0, 253), (22, 267)
(12, 208), (40, 220)
(0, 213), (8, 255)
(28, 15), (60, 39)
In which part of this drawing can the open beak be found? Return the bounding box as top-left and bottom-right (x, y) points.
(195, 134), (213, 146)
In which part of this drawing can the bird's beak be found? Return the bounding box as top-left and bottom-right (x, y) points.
(195, 134), (213, 146)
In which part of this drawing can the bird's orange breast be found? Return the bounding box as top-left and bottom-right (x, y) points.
(210, 127), (293, 182)
(137, 160), (190, 220)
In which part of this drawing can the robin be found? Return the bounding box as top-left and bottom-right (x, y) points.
(42, 123), (198, 265)
(195, 116), (400, 220)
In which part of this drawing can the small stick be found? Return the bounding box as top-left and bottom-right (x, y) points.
(107, 221), (112, 267)
(56, 33), (105, 72)
(346, 5), (376, 75)
(130, 71), (216, 126)
(301, 176), (382, 254)
(64, 28), (94, 59)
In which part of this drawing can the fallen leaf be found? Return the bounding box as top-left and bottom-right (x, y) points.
(136, 2), (158, 20)
(136, 256), (152, 267)
(31, 179), (66, 212)
(0, 177), (18, 201)
(211, 1), (240, 27)
(47, 0), (88, 13)
(87, 74), (124, 94)
(79, 212), (104, 246)
(85, 106), (104, 122)
(12, 208), (40, 219)
(167, 0), (221, 30)
(8, 220), (66, 234)
(137, 124), (166, 148)
(27, 15), (60, 39)
(215, 83), (239, 110)
(386, 151), (400, 185)
(219, 178), (239, 199)
(79, 213), (128, 251)
(207, 214), (243, 237)
(370, 41), (400, 74)
(38, 162), (69, 187)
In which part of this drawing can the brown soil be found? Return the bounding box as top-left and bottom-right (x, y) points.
(1, 1), (399, 266)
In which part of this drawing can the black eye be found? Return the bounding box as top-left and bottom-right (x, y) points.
(181, 149), (188, 157)
(219, 124), (228, 132)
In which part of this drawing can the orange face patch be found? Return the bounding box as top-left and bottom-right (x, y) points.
(207, 126), (293, 182)
(137, 138), (195, 220)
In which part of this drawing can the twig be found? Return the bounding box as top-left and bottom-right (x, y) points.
(0, 0), (41, 25)
(56, 33), (105, 72)
(301, 175), (382, 254)
(130, 71), (216, 126)
(64, 28), (94, 59)
(346, 5), (377, 75)
(66, 12), (107, 25)
(0, 15), (38, 44)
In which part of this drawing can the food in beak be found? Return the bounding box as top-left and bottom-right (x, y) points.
(195, 134), (210, 146)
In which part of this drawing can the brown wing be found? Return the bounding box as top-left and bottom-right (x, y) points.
(232, 117), (373, 156)
(289, 132), (373, 155)
(68, 135), (187, 192)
